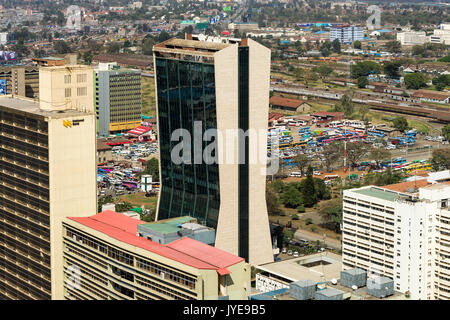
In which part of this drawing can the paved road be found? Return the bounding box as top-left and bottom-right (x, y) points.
(293, 229), (342, 250)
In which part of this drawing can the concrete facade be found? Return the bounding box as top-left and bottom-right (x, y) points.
(39, 65), (94, 113)
(0, 91), (96, 300)
(342, 183), (450, 300)
(94, 63), (142, 137)
(62, 212), (250, 300)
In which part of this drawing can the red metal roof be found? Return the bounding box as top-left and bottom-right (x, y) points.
(167, 237), (244, 269)
(128, 126), (151, 136)
(217, 268), (231, 276)
(68, 211), (244, 270)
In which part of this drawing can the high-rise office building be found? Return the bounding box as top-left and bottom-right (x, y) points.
(153, 35), (273, 266)
(330, 25), (364, 43)
(342, 177), (450, 300)
(0, 65), (97, 300)
(94, 62), (142, 137)
(62, 210), (250, 300)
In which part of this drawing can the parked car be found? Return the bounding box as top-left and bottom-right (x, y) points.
(288, 250), (293, 256)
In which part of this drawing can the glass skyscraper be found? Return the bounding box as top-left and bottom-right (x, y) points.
(153, 35), (273, 266)
(154, 57), (220, 228)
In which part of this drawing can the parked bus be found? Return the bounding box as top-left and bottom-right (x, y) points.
(324, 175), (339, 183)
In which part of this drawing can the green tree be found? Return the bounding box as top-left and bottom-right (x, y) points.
(431, 148), (450, 170)
(432, 74), (450, 91)
(369, 148), (392, 168)
(346, 142), (371, 170)
(301, 166), (317, 207)
(142, 37), (155, 55)
(322, 142), (343, 172)
(350, 61), (381, 79)
(331, 38), (341, 53)
(385, 40), (401, 53)
(107, 42), (121, 54)
(359, 104), (370, 122)
(314, 178), (330, 200)
(392, 117), (409, 131)
(266, 188), (283, 215)
(313, 65), (333, 78)
(293, 154), (311, 176)
(141, 209), (156, 222)
(383, 61), (402, 79)
(270, 179), (285, 194)
(115, 202), (133, 213)
(404, 73), (429, 90)
(158, 30), (171, 43)
(335, 92), (354, 117)
(54, 40), (72, 54)
(442, 125), (450, 142)
(319, 200), (342, 233)
(353, 40), (362, 49)
(142, 158), (159, 182)
(82, 51), (93, 64)
(281, 184), (303, 208)
(98, 195), (113, 213)
(357, 76), (368, 88)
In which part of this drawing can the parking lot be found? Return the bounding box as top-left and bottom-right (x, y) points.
(98, 141), (159, 198)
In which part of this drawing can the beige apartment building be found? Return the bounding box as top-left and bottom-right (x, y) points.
(0, 65), (97, 300)
(39, 65), (94, 113)
(153, 35), (273, 266)
(62, 210), (250, 300)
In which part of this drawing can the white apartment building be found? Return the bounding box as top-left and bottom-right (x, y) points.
(330, 25), (364, 44)
(430, 23), (450, 44)
(396, 31), (429, 46)
(342, 180), (450, 300)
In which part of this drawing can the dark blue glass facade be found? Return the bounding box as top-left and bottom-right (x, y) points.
(238, 46), (249, 261)
(155, 57), (220, 228)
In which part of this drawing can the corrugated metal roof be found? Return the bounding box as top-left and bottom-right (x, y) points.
(68, 211), (244, 270)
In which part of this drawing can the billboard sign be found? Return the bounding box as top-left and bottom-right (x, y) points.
(0, 51), (16, 62)
(0, 80), (6, 95)
(181, 20), (195, 25)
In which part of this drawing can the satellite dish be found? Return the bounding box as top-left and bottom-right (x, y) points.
(331, 279), (337, 285)
(351, 285), (358, 291)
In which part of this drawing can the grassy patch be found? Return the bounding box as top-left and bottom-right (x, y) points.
(142, 76), (156, 117)
(118, 192), (158, 210)
(408, 119), (431, 133)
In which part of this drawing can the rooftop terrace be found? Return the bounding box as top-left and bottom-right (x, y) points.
(0, 95), (92, 118)
(351, 187), (401, 202)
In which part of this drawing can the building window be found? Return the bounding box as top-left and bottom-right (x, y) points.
(77, 87), (87, 96)
(64, 75), (71, 84)
(77, 73), (87, 83)
(65, 88), (71, 97)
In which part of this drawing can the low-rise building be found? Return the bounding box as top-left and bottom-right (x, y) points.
(32, 57), (65, 67)
(311, 111), (345, 123)
(62, 210), (250, 300)
(269, 95), (311, 113)
(97, 138), (113, 164)
(411, 90), (450, 104)
(255, 252), (342, 293)
(396, 31), (429, 46)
